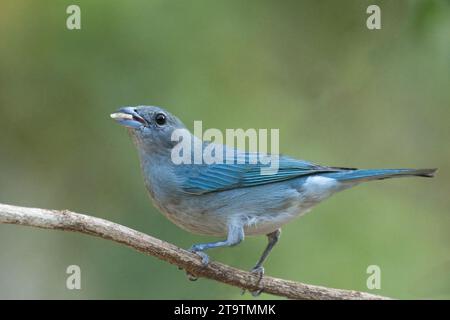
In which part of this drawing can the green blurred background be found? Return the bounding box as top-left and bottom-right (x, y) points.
(0, 0), (449, 299)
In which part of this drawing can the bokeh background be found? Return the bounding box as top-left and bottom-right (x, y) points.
(0, 0), (449, 299)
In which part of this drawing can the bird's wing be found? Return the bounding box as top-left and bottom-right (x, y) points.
(176, 153), (344, 195)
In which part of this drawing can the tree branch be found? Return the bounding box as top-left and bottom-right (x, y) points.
(0, 203), (389, 300)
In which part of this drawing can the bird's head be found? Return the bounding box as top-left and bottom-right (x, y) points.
(111, 106), (187, 153)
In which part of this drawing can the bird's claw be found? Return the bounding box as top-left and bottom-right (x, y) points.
(250, 266), (265, 279)
(195, 251), (210, 266)
(189, 248), (210, 266)
(179, 247), (211, 281)
(241, 266), (265, 296)
(178, 264), (199, 281)
(186, 272), (198, 281)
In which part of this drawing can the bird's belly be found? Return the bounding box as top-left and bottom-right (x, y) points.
(160, 204), (229, 236)
(241, 201), (315, 236)
(148, 176), (341, 237)
(153, 191), (307, 237)
(161, 202), (308, 237)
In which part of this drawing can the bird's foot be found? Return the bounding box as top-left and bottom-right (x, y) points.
(189, 246), (210, 266)
(241, 266), (265, 296)
(182, 246), (210, 281)
(186, 272), (199, 281)
(178, 265), (199, 281)
(193, 251), (210, 266)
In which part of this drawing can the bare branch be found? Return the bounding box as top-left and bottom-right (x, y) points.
(0, 203), (389, 300)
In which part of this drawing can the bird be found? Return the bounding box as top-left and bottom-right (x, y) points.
(110, 105), (436, 293)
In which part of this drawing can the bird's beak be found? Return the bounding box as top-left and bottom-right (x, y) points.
(110, 107), (147, 129)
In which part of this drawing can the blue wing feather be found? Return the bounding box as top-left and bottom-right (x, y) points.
(175, 151), (342, 194)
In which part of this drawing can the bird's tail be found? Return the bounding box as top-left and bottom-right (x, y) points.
(323, 168), (437, 183)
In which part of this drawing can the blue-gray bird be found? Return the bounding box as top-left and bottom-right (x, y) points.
(111, 105), (436, 287)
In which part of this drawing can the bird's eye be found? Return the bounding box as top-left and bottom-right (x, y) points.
(155, 113), (167, 126)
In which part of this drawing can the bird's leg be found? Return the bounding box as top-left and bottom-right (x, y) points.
(186, 223), (244, 281)
(252, 229), (281, 274)
(243, 229), (281, 296)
